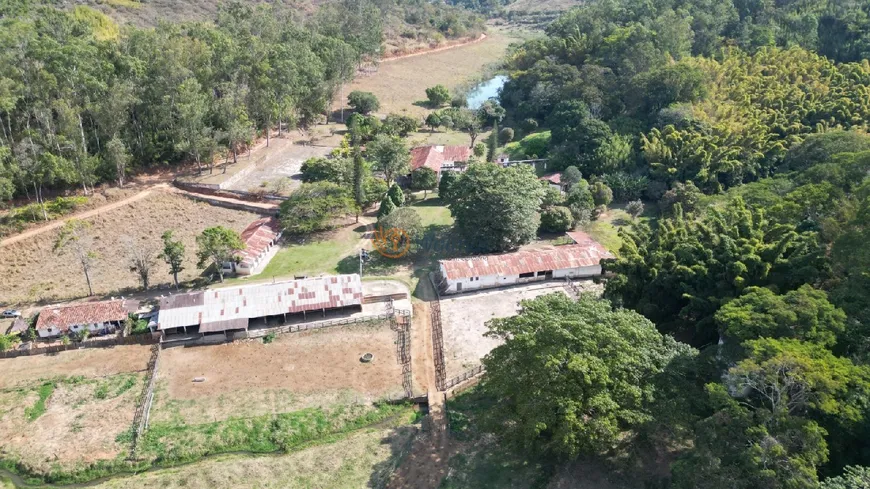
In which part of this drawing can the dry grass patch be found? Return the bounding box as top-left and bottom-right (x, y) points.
(0, 373), (143, 474)
(0, 192), (259, 304)
(152, 321), (405, 425)
(0, 345), (152, 389)
(93, 421), (417, 489)
(342, 29), (520, 117)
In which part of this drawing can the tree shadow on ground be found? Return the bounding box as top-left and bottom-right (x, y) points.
(367, 423), (421, 488)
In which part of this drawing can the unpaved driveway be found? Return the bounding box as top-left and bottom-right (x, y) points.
(225, 139), (333, 193)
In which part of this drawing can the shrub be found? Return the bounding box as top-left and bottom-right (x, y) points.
(263, 332), (276, 344)
(499, 127), (515, 145)
(660, 181), (702, 215)
(450, 95), (467, 108)
(626, 200), (645, 218)
(473, 143), (486, 157)
(387, 184), (405, 207)
(540, 206), (574, 233)
(590, 181), (613, 207)
(601, 172), (649, 202)
(347, 91), (380, 114)
(425, 85), (451, 107)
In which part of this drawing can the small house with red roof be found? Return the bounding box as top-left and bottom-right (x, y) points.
(539, 172), (567, 192)
(409, 145), (473, 178)
(436, 235), (613, 294)
(222, 217), (283, 277)
(35, 299), (139, 338)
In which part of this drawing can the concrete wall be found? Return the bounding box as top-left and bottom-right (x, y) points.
(441, 264), (603, 295)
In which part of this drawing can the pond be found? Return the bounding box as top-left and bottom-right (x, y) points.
(466, 75), (508, 109)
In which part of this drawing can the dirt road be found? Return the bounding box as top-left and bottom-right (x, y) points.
(381, 34), (487, 63)
(0, 184), (167, 248)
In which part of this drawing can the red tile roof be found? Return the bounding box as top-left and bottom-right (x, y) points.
(540, 172), (563, 184)
(410, 145), (472, 173)
(238, 217), (282, 268)
(439, 244), (614, 280)
(35, 300), (138, 333)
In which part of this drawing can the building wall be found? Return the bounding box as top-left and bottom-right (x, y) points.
(38, 322), (118, 338)
(440, 264), (603, 294)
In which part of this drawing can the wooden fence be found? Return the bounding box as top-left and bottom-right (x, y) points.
(0, 334), (158, 359)
(244, 312), (402, 339)
(427, 272), (448, 391)
(129, 343), (161, 457)
(443, 365), (485, 391)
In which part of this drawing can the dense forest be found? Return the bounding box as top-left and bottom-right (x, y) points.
(0, 0), (482, 217)
(466, 0), (870, 487)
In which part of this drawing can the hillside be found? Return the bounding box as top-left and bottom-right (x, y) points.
(61, 0), (319, 27)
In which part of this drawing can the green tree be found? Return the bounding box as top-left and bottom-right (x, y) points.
(590, 181), (613, 207)
(347, 90), (380, 115)
(660, 181), (702, 215)
(300, 157), (352, 184)
(626, 199), (644, 218)
(486, 122), (499, 162)
(377, 193), (396, 219)
(499, 127), (514, 145)
(353, 149), (365, 221)
(387, 183), (404, 207)
(605, 198), (826, 344)
(410, 167), (438, 199)
(449, 163), (545, 252)
(367, 134), (409, 185)
(438, 171), (459, 202)
(539, 206), (573, 232)
(425, 85), (450, 107)
(196, 227), (245, 283)
(481, 294), (695, 458)
(159, 230), (186, 291)
(377, 207), (422, 249)
(716, 286), (846, 347)
(103, 137), (130, 186)
(425, 112), (442, 132)
(821, 466), (870, 489)
(561, 166), (582, 191)
(279, 182), (356, 235)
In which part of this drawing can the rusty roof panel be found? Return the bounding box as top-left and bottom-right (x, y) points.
(438, 244), (614, 281)
(157, 274), (362, 331)
(36, 299), (138, 333)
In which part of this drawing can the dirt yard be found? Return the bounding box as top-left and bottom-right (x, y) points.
(224, 139), (333, 194)
(0, 345), (152, 389)
(0, 372), (144, 473)
(439, 281), (603, 378)
(0, 192), (259, 305)
(152, 321), (406, 425)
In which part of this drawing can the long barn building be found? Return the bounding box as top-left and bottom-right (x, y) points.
(156, 274), (363, 336)
(437, 233), (613, 295)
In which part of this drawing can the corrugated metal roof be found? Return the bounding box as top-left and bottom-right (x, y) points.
(157, 274), (363, 331)
(35, 299), (138, 333)
(439, 244), (613, 281)
(238, 217), (282, 268)
(199, 317), (249, 333)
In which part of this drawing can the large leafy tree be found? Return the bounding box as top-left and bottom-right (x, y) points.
(605, 198), (827, 345)
(715, 285), (847, 347)
(481, 294), (695, 459)
(366, 134), (409, 186)
(279, 182), (356, 235)
(195, 226), (245, 283)
(448, 163), (544, 252)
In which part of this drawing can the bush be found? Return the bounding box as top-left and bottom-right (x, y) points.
(626, 200), (645, 218)
(387, 184), (405, 207)
(378, 194), (397, 219)
(300, 157), (351, 184)
(540, 206), (574, 233)
(382, 114), (419, 137)
(347, 90), (380, 114)
(450, 95), (467, 108)
(590, 181), (613, 207)
(660, 181), (702, 215)
(263, 332), (276, 344)
(426, 85), (451, 107)
(279, 182), (357, 235)
(601, 172), (649, 202)
(499, 127), (515, 145)
(473, 143), (486, 158)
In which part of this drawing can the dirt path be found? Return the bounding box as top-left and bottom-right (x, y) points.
(381, 34), (488, 63)
(0, 184), (167, 248)
(387, 283), (451, 489)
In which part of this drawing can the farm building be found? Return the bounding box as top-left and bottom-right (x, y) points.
(539, 172), (567, 192)
(34, 299), (139, 339)
(222, 217), (282, 276)
(156, 274), (363, 336)
(436, 240), (613, 294)
(410, 145), (473, 178)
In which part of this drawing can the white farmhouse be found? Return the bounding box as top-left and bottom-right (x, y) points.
(222, 217), (282, 277)
(35, 299), (139, 338)
(437, 235), (613, 295)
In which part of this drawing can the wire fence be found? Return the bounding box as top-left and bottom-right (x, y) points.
(245, 312), (399, 339)
(427, 272), (448, 391)
(0, 334), (158, 359)
(129, 343), (161, 458)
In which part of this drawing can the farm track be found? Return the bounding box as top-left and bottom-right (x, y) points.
(380, 34), (487, 63)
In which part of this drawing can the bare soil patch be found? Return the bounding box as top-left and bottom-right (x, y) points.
(439, 281), (603, 378)
(0, 192), (259, 305)
(0, 373), (143, 473)
(153, 321), (405, 425)
(224, 140), (333, 194)
(0, 345), (152, 389)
